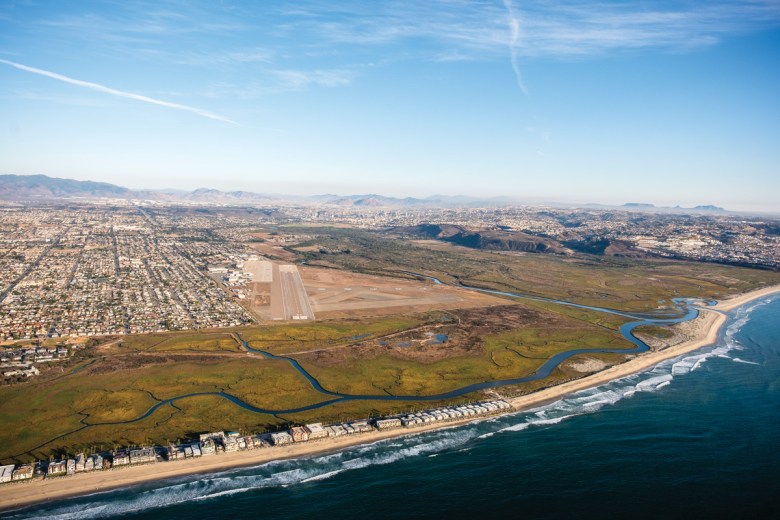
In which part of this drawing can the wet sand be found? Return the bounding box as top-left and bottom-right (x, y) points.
(2, 284), (779, 512)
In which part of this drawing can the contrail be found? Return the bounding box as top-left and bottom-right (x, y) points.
(0, 58), (237, 124)
(502, 0), (528, 95)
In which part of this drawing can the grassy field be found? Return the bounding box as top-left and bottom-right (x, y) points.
(17, 395), (283, 462)
(292, 327), (631, 397)
(240, 316), (424, 354)
(289, 304), (634, 397)
(4, 226), (776, 463)
(0, 303), (638, 462)
(119, 331), (243, 352)
(0, 355), (326, 462)
(285, 226), (780, 311)
(517, 298), (630, 329)
(632, 324), (675, 339)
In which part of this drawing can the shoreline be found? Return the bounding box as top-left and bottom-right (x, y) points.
(711, 284), (780, 312)
(2, 284), (779, 513)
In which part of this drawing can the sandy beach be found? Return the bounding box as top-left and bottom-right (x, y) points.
(2, 284), (779, 513)
(712, 284), (780, 312)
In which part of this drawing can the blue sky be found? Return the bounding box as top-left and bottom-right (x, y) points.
(1, 1), (779, 211)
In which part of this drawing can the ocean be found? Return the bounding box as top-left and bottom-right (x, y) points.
(8, 296), (779, 519)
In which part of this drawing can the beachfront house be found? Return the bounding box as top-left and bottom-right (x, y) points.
(167, 445), (185, 460)
(12, 464), (33, 481)
(269, 431), (293, 446)
(112, 450), (130, 466)
(304, 423), (328, 440)
(400, 415), (420, 427)
(290, 426), (310, 443)
(252, 434), (271, 448)
(46, 460), (67, 476)
(223, 436), (239, 452)
(200, 438), (216, 455)
(0, 465), (13, 483)
(129, 447), (156, 465)
(199, 431), (225, 443)
(374, 418), (402, 430)
(348, 421), (374, 433)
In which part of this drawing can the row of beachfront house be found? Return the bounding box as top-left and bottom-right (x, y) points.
(0, 464), (33, 482)
(0, 399), (512, 486)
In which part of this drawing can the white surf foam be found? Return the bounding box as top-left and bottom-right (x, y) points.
(301, 469), (345, 483)
(732, 357), (759, 365)
(11, 297), (773, 520)
(482, 299), (771, 443)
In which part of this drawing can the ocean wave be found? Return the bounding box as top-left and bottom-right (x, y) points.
(480, 299), (771, 442)
(10, 296), (772, 519)
(300, 469), (345, 483)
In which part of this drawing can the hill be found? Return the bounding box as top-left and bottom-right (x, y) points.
(0, 174), (132, 200)
(391, 224), (570, 254)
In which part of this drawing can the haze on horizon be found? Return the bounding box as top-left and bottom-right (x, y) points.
(1, 1), (779, 212)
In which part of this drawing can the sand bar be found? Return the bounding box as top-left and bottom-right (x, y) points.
(2, 284), (779, 512)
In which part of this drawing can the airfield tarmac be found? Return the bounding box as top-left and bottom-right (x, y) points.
(242, 260), (503, 321)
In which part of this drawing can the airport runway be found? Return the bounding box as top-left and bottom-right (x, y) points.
(270, 264), (315, 320)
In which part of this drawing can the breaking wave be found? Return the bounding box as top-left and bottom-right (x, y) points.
(8, 298), (771, 519)
(476, 299), (768, 439)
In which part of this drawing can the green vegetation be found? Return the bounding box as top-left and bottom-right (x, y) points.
(24, 396), (282, 462)
(0, 356), (325, 462)
(517, 298), (630, 330)
(4, 227), (776, 463)
(633, 325), (675, 339)
(0, 303), (640, 462)
(240, 316), (423, 354)
(292, 323), (632, 397)
(120, 331), (242, 352)
(500, 351), (629, 396)
(286, 226), (780, 311)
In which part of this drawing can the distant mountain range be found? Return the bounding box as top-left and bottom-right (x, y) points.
(0, 174), (134, 199)
(620, 202), (726, 213)
(0, 174), (735, 214)
(0, 174), (487, 207)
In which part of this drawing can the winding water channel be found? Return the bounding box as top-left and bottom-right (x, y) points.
(95, 277), (705, 415)
(23, 275), (712, 455)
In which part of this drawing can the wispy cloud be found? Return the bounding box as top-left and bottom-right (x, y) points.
(6, 1), (780, 102)
(170, 48), (274, 67)
(502, 0), (528, 95)
(271, 68), (353, 89)
(284, 1), (780, 57)
(0, 58), (236, 124)
(509, 1), (780, 56)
